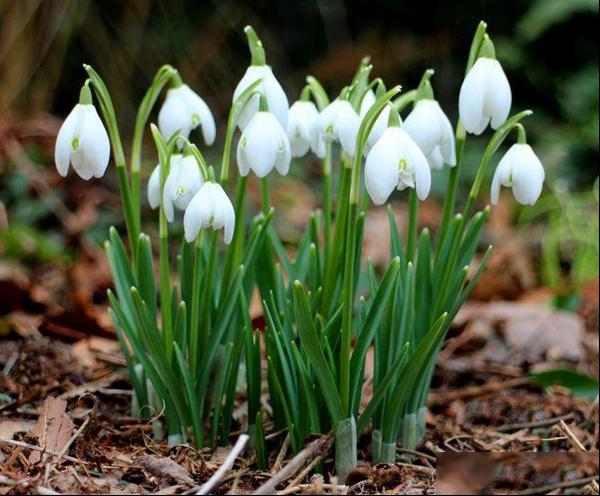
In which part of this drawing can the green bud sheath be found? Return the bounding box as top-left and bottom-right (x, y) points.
(244, 25), (266, 66)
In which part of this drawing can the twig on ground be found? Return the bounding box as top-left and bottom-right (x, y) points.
(429, 378), (529, 405)
(558, 419), (587, 452)
(283, 455), (323, 492)
(196, 434), (249, 495)
(518, 475), (599, 495)
(271, 434), (291, 474)
(496, 413), (574, 432)
(0, 438), (85, 465)
(253, 435), (332, 495)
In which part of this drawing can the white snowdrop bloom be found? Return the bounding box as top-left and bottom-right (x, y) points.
(158, 84), (216, 145)
(147, 155), (203, 217)
(286, 100), (319, 157)
(364, 127), (431, 205)
(183, 182), (235, 244)
(311, 99), (361, 158)
(55, 103), (110, 180)
(359, 90), (391, 156)
(459, 57), (511, 135)
(403, 99), (456, 170)
(233, 65), (289, 130)
(162, 155), (204, 222)
(237, 111), (291, 177)
(491, 143), (544, 205)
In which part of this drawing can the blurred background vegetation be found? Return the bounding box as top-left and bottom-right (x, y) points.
(0, 0), (598, 300)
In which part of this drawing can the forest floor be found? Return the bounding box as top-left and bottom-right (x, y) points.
(0, 275), (598, 494)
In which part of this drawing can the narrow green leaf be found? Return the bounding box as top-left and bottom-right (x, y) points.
(292, 281), (344, 424)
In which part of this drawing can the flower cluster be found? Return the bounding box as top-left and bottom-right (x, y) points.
(52, 22), (548, 482)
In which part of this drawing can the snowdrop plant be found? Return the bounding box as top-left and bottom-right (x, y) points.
(54, 30), (275, 448)
(53, 21), (544, 484)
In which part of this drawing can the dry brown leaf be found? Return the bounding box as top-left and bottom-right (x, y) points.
(455, 301), (585, 361)
(0, 418), (35, 439)
(138, 454), (194, 485)
(28, 396), (74, 464)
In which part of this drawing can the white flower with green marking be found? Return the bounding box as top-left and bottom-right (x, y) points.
(183, 182), (235, 244)
(158, 84), (215, 145)
(54, 103), (110, 180)
(237, 111), (291, 177)
(233, 65), (289, 131)
(365, 127), (431, 205)
(459, 57), (511, 135)
(311, 99), (361, 158)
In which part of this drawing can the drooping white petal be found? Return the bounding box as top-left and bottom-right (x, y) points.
(148, 165), (161, 209)
(337, 108), (361, 157)
(184, 184), (213, 242)
(287, 101), (319, 158)
(70, 105), (110, 180)
(459, 58), (489, 135)
(491, 144), (544, 205)
(159, 85), (216, 146)
(510, 145), (544, 205)
(237, 111), (290, 177)
(404, 99), (456, 169)
(158, 88), (191, 139)
(214, 184), (235, 244)
(364, 128), (402, 205)
(314, 99), (360, 157)
(233, 65), (289, 130)
(54, 105), (80, 177)
(178, 85), (216, 145)
(487, 60), (512, 130)
(427, 147), (446, 171)
(183, 182), (235, 244)
(460, 57), (512, 135)
(403, 136), (432, 201)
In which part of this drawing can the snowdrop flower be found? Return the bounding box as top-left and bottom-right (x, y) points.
(233, 65), (289, 131)
(163, 155), (204, 222)
(147, 155), (204, 220)
(459, 38), (511, 135)
(311, 99), (361, 158)
(491, 143), (544, 205)
(183, 182), (235, 244)
(237, 111), (291, 177)
(55, 86), (110, 180)
(359, 89), (390, 156)
(403, 99), (456, 170)
(158, 84), (216, 145)
(286, 100), (319, 157)
(365, 127), (431, 205)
